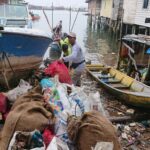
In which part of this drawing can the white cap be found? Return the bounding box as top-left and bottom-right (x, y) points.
(67, 32), (76, 38)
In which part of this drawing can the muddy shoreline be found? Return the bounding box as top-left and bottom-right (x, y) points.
(81, 72), (150, 150)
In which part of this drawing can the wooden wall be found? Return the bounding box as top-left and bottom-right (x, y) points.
(88, 0), (101, 15)
(123, 0), (137, 24)
(134, 0), (150, 27)
(0, 0), (9, 4)
(100, 0), (113, 18)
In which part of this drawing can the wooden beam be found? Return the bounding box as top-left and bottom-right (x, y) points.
(122, 42), (135, 53)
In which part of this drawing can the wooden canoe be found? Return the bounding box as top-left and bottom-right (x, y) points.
(86, 65), (150, 108)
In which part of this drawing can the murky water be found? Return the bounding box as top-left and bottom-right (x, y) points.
(32, 10), (119, 66)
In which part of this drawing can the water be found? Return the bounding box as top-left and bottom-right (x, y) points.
(32, 10), (119, 66)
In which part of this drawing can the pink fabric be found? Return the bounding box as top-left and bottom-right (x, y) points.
(43, 129), (55, 148)
(0, 93), (8, 113)
(3, 112), (9, 121)
(44, 61), (72, 84)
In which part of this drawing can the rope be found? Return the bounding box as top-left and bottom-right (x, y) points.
(0, 51), (16, 89)
(2, 51), (15, 74)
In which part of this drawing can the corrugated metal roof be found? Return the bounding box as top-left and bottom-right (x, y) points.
(123, 34), (150, 46)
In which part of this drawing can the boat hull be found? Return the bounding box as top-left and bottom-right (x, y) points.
(86, 65), (150, 108)
(0, 30), (52, 57)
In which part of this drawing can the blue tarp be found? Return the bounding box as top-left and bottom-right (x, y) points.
(146, 48), (150, 55)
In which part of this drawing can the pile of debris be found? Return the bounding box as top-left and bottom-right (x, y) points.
(0, 61), (121, 150)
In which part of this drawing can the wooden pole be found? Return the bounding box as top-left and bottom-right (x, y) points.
(125, 24), (128, 34)
(69, 6), (72, 32)
(71, 8), (80, 32)
(43, 9), (53, 32)
(144, 56), (150, 85)
(109, 113), (150, 123)
(89, 9), (92, 27)
(117, 9), (124, 69)
(52, 2), (54, 30)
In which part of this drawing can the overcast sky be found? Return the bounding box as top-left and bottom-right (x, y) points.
(25, 0), (87, 7)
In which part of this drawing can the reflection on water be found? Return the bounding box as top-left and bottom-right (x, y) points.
(84, 18), (119, 66)
(32, 10), (119, 66)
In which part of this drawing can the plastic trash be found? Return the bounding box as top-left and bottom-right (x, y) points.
(55, 111), (70, 143)
(40, 78), (54, 89)
(5, 79), (32, 103)
(47, 137), (69, 150)
(57, 83), (71, 110)
(44, 61), (72, 84)
(0, 93), (8, 113)
(8, 130), (45, 150)
(89, 92), (106, 116)
(69, 93), (85, 116)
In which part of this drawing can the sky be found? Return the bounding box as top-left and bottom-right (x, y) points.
(25, 0), (87, 7)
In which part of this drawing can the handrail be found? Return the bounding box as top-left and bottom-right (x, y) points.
(122, 42), (135, 53)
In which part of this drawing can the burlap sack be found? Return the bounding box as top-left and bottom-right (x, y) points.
(0, 92), (55, 150)
(67, 111), (121, 150)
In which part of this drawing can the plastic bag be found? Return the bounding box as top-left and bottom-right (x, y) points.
(5, 79), (32, 103)
(89, 92), (106, 116)
(43, 129), (54, 148)
(44, 61), (72, 84)
(68, 93), (85, 116)
(57, 83), (71, 110)
(47, 137), (69, 150)
(0, 93), (8, 113)
(40, 78), (54, 89)
(55, 111), (70, 143)
(8, 130), (45, 150)
(67, 87), (92, 116)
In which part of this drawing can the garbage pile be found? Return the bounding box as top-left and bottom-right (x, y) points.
(0, 61), (121, 150)
(116, 121), (150, 149)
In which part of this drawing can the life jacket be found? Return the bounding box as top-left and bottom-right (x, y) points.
(60, 38), (72, 56)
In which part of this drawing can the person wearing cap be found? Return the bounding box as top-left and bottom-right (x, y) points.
(61, 32), (85, 86)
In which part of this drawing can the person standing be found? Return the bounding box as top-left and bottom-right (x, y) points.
(53, 20), (62, 36)
(61, 32), (85, 86)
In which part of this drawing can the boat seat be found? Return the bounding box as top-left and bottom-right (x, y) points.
(101, 78), (121, 84)
(109, 68), (116, 76)
(98, 75), (114, 79)
(110, 83), (129, 89)
(130, 81), (145, 92)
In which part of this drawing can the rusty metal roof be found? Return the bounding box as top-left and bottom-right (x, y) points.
(123, 34), (150, 46)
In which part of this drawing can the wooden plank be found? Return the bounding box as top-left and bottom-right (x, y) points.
(109, 114), (150, 123)
(103, 80), (121, 84)
(110, 83), (129, 89)
(98, 75), (113, 79)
